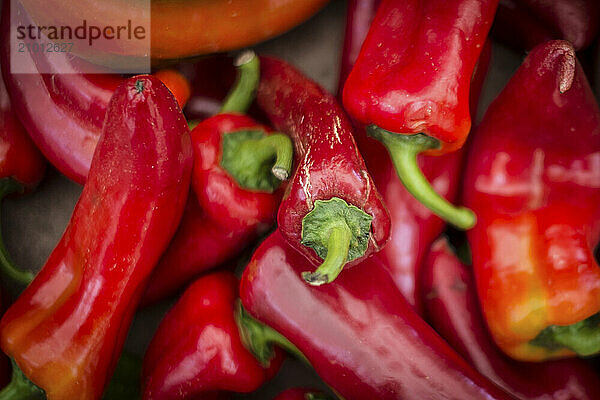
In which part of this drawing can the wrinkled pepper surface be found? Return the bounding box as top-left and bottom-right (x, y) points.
(142, 272), (284, 400)
(240, 230), (512, 399)
(0, 75), (192, 399)
(343, 0), (498, 229)
(257, 56), (390, 285)
(463, 40), (600, 361)
(423, 237), (600, 399)
(142, 52), (292, 304)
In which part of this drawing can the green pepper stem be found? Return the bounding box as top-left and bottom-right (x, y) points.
(243, 133), (293, 181)
(367, 125), (476, 230)
(302, 224), (351, 286)
(219, 50), (260, 114)
(235, 301), (309, 366)
(531, 313), (600, 356)
(305, 393), (335, 400)
(0, 179), (34, 296)
(0, 360), (45, 400)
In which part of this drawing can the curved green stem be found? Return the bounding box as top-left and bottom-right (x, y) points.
(302, 224), (351, 286)
(221, 130), (293, 191)
(219, 50), (260, 114)
(300, 198), (372, 285)
(305, 393), (335, 400)
(0, 360), (45, 400)
(531, 313), (600, 356)
(0, 179), (34, 296)
(235, 301), (309, 366)
(367, 125), (476, 230)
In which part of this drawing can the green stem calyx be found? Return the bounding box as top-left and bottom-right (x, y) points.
(301, 198), (372, 286)
(0, 360), (45, 400)
(235, 301), (308, 366)
(367, 125), (476, 230)
(530, 313), (600, 356)
(221, 130), (293, 191)
(220, 50), (260, 114)
(0, 178), (34, 296)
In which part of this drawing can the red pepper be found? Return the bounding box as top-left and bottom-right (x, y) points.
(274, 388), (332, 400)
(343, 0), (498, 229)
(463, 40), (600, 361)
(0, 62), (46, 296)
(142, 52), (292, 304)
(337, 0), (381, 99)
(256, 56), (390, 285)
(0, 4), (190, 185)
(422, 237), (600, 399)
(492, 0), (600, 52)
(142, 272), (284, 399)
(0, 75), (192, 399)
(239, 230), (512, 399)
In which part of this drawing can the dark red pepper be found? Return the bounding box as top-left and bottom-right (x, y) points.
(0, 75), (192, 399)
(463, 40), (600, 360)
(422, 237), (600, 399)
(240, 230), (513, 400)
(256, 56), (390, 285)
(142, 52), (292, 304)
(343, 0), (498, 229)
(142, 272), (284, 400)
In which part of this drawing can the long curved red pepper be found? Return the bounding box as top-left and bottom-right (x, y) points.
(256, 56), (390, 285)
(142, 52), (292, 304)
(0, 75), (192, 399)
(343, 0), (498, 229)
(492, 0), (600, 52)
(422, 237), (600, 399)
(0, 3), (190, 184)
(240, 230), (513, 400)
(142, 272), (284, 400)
(463, 40), (600, 361)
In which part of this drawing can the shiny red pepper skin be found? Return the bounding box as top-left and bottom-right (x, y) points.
(493, 0), (600, 52)
(257, 56), (390, 270)
(0, 75), (192, 399)
(343, 0), (498, 154)
(142, 114), (283, 304)
(142, 272), (283, 400)
(422, 237), (600, 400)
(463, 40), (600, 360)
(240, 230), (513, 400)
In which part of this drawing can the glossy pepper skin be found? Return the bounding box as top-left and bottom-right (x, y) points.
(0, 3), (189, 184)
(0, 75), (192, 399)
(422, 237), (600, 399)
(257, 56), (390, 285)
(142, 272), (283, 400)
(463, 40), (600, 361)
(342, 0), (498, 229)
(240, 230), (513, 400)
(142, 53), (292, 304)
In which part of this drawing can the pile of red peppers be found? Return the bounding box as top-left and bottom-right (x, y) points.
(1, 0), (600, 399)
